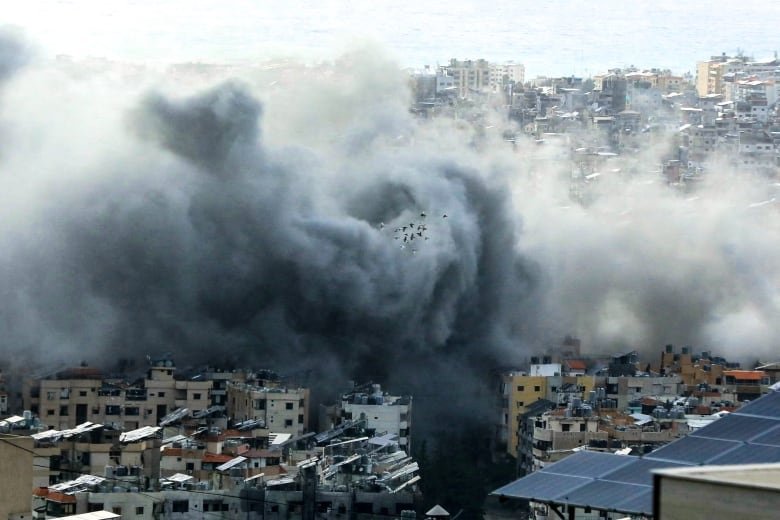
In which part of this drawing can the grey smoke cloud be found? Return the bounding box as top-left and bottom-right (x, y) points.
(0, 30), (779, 430)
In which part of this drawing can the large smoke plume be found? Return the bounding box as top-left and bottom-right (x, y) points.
(1, 30), (779, 431)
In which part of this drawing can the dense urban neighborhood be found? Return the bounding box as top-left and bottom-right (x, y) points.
(2, 50), (780, 520)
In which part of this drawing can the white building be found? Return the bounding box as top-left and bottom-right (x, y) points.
(489, 61), (526, 92)
(226, 382), (309, 437)
(340, 384), (412, 450)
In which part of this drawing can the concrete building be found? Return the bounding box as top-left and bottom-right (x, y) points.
(227, 382), (309, 437)
(493, 386), (780, 519)
(337, 384), (412, 450)
(654, 463), (780, 519)
(489, 61), (525, 93)
(23, 359), (213, 431)
(445, 58), (490, 98)
(0, 434), (35, 520)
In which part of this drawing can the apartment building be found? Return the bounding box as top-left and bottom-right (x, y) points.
(500, 363), (597, 458)
(227, 382), (309, 437)
(489, 61), (525, 92)
(24, 359), (212, 430)
(445, 58), (490, 98)
(319, 383), (413, 450)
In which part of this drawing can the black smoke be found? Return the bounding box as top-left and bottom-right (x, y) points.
(0, 43), (537, 435)
(2, 32), (780, 435)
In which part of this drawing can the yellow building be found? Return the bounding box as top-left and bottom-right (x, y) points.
(501, 372), (548, 457)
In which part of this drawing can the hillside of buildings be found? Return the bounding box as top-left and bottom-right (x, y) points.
(0, 45), (778, 520)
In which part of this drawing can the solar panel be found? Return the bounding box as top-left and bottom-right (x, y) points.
(540, 450), (634, 478)
(563, 480), (651, 513)
(492, 471), (591, 501)
(691, 414), (780, 442)
(749, 425), (780, 447)
(708, 443), (780, 465)
(491, 390), (780, 516)
(602, 458), (690, 486)
(644, 435), (741, 464)
(613, 486), (653, 514)
(733, 391), (780, 418)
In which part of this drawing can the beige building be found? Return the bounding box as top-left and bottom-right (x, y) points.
(446, 58), (490, 98)
(531, 410), (604, 466)
(0, 434), (35, 520)
(696, 55), (749, 96)
(654, 463), (780, 520)
(489, 61), (525, 92)
(500, 367), (597, 458)
(227, 382), (309, 437)
(23, 360), (212, 430)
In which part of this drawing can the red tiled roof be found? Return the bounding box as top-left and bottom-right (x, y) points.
(202, 452), (233, 464)
(566, 360), (587, 370)
(161, 448), (183, 457)
(44, 491), (77, 504)
(724, 370), (766, 381)
(244, 449), (281, 458)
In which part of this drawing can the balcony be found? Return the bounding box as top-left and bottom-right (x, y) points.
(533, 428), (553, 442)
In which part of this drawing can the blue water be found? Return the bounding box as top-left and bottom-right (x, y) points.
(6, 0), (780, 76)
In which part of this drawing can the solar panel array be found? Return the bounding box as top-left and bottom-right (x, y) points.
(492, 390), (780, 515)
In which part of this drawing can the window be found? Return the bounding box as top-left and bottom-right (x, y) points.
(285, 402), (294, 410)
(60, 405), (69, 416)
(47, 409), (55, 416)
(172, 501), (189, 513)
(105, 405), (121, 415)
(135, 506), (144, 515)
(517, 385), (524, 391)
(517, 401), (524, 407)
(112, 507), (122, 515)
(193, 393), (202, 400)
(298, 414), (304, 424)
(158, 392), (165, 398)
(186, 462), (195, 471)
(79, 391), (87, 397)
(125, 407), (139, 416)
(580, 423), (587, 432)
(285, 419), (293, 427)
(46, 391), (57, 400)
(562, 423), (571, 432)
(534, 386), (541, 392)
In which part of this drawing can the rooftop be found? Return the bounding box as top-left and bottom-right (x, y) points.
(493, 389), (780, 515)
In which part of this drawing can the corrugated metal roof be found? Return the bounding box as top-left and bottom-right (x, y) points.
(58, 511), (120, 520)
(119, 425), (160, 443)
(216, 455), (247, 472)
